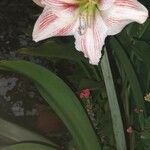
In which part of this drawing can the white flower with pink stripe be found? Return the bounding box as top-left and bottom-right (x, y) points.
(32, 0), (148, 65)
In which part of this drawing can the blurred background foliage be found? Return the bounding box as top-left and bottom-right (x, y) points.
(0, 0), (150, 150)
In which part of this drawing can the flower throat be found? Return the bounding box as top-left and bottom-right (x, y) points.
(78, 0), (98, 35)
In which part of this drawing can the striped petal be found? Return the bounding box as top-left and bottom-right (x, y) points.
(33, 7), (78, 42)
(41, 0), (78, 6)
(41, 0), (79, 18)
(101, 0), (148, 35)
(74, 11), (107, 65)
(99, 0), (114, 10)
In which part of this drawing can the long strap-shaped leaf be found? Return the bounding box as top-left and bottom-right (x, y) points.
(0, 143), (56, 150)
(0, 60), (101, 150)
(18, 42), (94, 79)
(18, 41), (85, 62)
(0, 118), (56, 147)
(101, 48), (127, 150)
(110, 37), (145, 129)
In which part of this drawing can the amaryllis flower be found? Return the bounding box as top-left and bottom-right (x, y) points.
(32, 0), (148, 65)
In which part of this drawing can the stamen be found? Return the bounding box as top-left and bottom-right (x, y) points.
(78, 0), (97, 35)
(78, 13), (88, 35)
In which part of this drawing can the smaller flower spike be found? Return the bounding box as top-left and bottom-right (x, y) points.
(33, 0), (148, 65)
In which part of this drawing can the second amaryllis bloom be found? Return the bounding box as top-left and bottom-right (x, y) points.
(32, 0), (148, 65)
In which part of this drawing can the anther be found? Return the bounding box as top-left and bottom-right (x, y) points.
(78, 13), (88, 35)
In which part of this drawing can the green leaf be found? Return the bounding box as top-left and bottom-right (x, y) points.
(141, 131), (150, 140)
(127, 19), (150, 42)
(109, 37), (146, 129)
(0, 60), (101, 150)
(18, 41), (86, 62)
(0, 143), (56, 150)
(101, 48), (127, 150)
(18, 41), (92, 78)
(78, 79), (105, 91)
(18, 40), (105, 80)
(132, 40), (150, 69)
(144, 117), (150, 128)
(0, 118), (57, 147)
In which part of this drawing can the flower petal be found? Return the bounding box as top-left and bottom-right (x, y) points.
(101, 0), (148, 35)
(42, 0), (79, 18)
(32, 0), (45, 7)
(32, 7), (78, 42)
(74, 11), (107, 65)
(41, 0), (77, 6)
(99, 0), (114, 10)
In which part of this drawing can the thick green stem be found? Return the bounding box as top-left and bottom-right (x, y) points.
(101, 47), (127, 150)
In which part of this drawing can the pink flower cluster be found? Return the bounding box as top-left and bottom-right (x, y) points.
(80, 89), (91, 99)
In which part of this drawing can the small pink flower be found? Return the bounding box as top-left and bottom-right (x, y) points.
(80, 89), (90, 99)
(127, 126), (133, 134)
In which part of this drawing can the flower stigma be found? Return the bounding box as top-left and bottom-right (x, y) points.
(78, 0), (99, 35)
